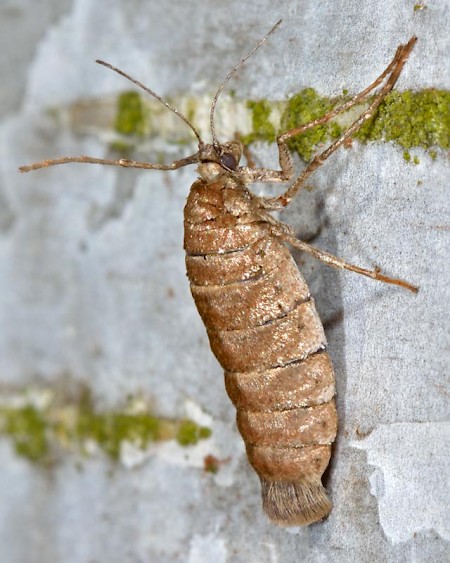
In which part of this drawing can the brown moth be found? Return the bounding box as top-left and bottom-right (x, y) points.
(20, 21), (418, 526)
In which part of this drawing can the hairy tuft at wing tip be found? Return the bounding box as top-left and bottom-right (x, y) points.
(260, 478), (332, 527)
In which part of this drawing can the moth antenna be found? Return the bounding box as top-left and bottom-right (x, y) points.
(96, 60), (204, 146)
(209, 19), (282, 149)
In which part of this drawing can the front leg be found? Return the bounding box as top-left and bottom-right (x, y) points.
(237, 129), (295, 184)
(242, 36), (417, 211)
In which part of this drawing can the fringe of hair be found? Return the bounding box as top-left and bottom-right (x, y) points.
(260, 478), (332, 527)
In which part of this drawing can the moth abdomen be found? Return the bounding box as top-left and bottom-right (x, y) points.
(236, 402), (338, 447)
(190, 257), (310, 330)
(206, 301), (327, 374)
(224, 351), (336, 411)
(246, 444), (332, 481)
(185, 178), (337, 526)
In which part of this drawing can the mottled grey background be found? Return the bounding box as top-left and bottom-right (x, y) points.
(1, 0), (449, 562)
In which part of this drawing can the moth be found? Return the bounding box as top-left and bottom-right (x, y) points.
(20, 21), (417, 526)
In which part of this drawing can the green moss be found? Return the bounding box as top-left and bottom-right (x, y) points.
(355, 89), (450, 151)
(413, 155), (420, 165)
(200, 427), (212, 441)
(176, 419), (212, 446)
(76, 402), (161, 460)
(403, 150), (411, 162)
(240, 88), (449, 162)
(77, 392), (155, 460)
(1, 406), (49, 463)
(280, 88), (343, 161)
(114, 91), (148, 136)
(66, 86), (450, 160)
(0, 388), (212, 464)
(74, 86), (450, 163)
(242, 100), (277, 145)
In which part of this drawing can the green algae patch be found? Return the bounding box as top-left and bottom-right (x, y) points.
(115, 91), (148, 136)
(1, 405), (49, 463)
(243, 88), (449, 162)
(76, 404), (161, 460)
(280, 88), (343, 161)
(242, 100), (277, 145)
(65, 87), (449, 161)
(355, 89), (450, 152)
(0, 388), (212, 465)
(176, 419), (212, 446)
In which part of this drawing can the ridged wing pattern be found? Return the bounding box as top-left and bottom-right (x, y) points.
(184, 178), (337, 526)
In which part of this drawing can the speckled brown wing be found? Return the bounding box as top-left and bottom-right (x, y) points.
(185, 177), (337, 527)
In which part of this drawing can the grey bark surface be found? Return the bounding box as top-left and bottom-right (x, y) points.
(1, 0), (449, 562)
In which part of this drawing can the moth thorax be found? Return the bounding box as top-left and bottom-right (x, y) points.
(197, 162), (226, 182)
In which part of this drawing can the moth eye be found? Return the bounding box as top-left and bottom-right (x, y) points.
(220, 152), (237, 171)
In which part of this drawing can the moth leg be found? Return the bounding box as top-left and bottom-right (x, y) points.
(19, 152), (200, 173)
(270, 221), (418, 293)
(246, 36), (417, 209)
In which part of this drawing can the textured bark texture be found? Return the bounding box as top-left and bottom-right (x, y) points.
(1, 0), (449, 561)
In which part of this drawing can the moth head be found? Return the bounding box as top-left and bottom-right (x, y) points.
(215, 140), (244, 171)
(200, 141), (244, 172)
(198, 140), (243, 180)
